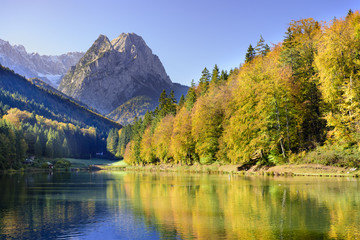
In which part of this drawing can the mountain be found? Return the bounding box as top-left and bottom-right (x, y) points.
(0, 39), (84, 87)
(0, 65), (120, 133)
(59, 33), (188, 118)
(107, 95), (158, 125)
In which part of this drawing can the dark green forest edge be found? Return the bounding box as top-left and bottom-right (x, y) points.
(107, 11), (360, 170)
(0, 65), (121, 170)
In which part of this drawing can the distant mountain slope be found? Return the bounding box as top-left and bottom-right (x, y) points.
(0, 65), (120, 133)
(0, 39), (84, 87)
(29, 78), (98, 112)
(59, 33), (188, 119)
(107, 95), (158, 125)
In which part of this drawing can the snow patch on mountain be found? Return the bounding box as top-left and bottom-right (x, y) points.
(38, 73), (63, 86)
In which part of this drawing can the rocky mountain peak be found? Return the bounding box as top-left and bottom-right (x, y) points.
(59, 33), (179, 115)
(93, 34), (112, 52)
(13, 44), (27, 55)
(111, 33), (150, 55)
(0, 39), (9, 46)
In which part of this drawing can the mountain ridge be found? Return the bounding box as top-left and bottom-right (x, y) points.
(0, 64), (120, 132)
(0, 39), (84, 87)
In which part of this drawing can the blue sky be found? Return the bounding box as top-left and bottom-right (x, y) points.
(1, 0), (359, 86)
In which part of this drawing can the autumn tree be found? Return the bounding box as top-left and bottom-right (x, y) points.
(170, 107), (196, 164)
(140, 127), (155, 163)
(152, 115), (174, 163)
(315, 11), (360, 145)
(280, 18), (325, 149)
(191, 87), (227, 164)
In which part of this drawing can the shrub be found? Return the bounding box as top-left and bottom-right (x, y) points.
(54, 159), (71, 170)
(303, 144), (360, 168)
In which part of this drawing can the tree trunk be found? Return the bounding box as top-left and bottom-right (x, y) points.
(274, 94), (286, 158)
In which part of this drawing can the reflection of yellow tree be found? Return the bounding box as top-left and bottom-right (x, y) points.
(106, 173), (360, 240)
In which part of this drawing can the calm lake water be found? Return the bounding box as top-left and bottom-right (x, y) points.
(0, 172), (360, 239)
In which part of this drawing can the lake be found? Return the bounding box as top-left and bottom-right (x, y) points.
(0, 171), (359, 239)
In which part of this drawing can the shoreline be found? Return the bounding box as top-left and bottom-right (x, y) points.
(2, 162), (359, 178)
(101, 163), (360, 178)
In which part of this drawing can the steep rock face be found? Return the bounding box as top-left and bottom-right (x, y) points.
(0, 39), (84, 87)
(59, 33), (180, 115)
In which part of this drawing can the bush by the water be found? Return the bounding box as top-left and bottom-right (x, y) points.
(303, 145), (360, 168)
(54, 159), (71, 169)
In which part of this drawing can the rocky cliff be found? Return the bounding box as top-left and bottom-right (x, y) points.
(59, 33), (187, 116)
(0, 39), (84, 87)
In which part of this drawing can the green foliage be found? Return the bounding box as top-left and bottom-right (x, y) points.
(178, 95), (185, 108)
(54, 159), (71, 170)
(198, 68), (210, 95)
(0, 119), (25, 169)
(210, 64), (220, 85)
(304, 145), (360, 168)
(41, 162), (50, 169)
(158, 90), (177, 117)
(245, 44), (256, 63)
(106, 129), (119, 155)
(254, 35), (270, 56)
(185, 87), (197, 111)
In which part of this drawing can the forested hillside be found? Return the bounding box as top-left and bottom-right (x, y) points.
(109, 10), (360, 167)
(0, 66), (121, 169)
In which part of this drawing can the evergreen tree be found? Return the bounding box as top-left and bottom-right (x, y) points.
(185, 87), (197, 111)
(62, 138), (69, 157)
(198, 68), (210, 95)
(106, 129), (119, 155)
(158, 90), (177, 117)
(142, 111), (153, 128)
(255, 35), (270, 56)
(159, 89), (168, 110)
(178, 95), (185, 108)
(220, 70), (229, 82)
(15, 130), (27, 163)
(263, 44), (270, 56)
(255, 35), (265, 55)
(116, 125), (132, 158)
(53, 131), (62, 157)
(34, 136), (43, 157)
(45, 138), (54, 158)
(210, 64), (220, 84)
(245, 44), (256, 63)
(168, 90), (177, 115)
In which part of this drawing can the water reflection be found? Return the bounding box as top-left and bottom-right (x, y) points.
(0, 172), (360, 239)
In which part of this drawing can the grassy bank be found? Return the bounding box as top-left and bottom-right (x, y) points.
(101, 161), (360, 178)
(0, 158), (117, 173)
(64, 158), (117, 169)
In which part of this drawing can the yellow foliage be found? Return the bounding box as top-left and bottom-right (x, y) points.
(140, 127), (155, 163)
(315, 11), (360, 144)
(3, 108), (31, 127)
(152, 115), (174, 163)
(170, 107), (195, 164)
(124, 140), (137, 165)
